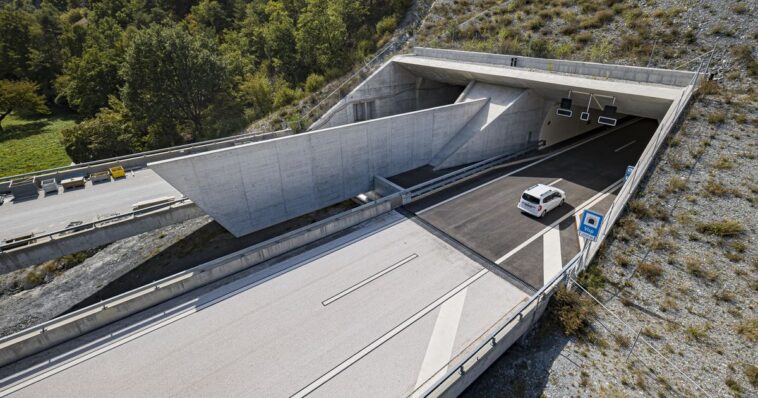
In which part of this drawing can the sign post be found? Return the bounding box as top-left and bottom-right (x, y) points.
(624, 165), (635, 182)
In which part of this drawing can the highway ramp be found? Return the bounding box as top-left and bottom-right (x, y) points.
(0, 169), (180, 241)
(0, 211), (530, 397)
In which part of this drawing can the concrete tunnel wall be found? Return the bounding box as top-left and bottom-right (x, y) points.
(433, 83), (548, 169)
(150, 99), (488, 237)
(313, 61), (463, 130)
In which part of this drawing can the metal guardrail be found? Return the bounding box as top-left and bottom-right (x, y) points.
(0, 198), (192, 253)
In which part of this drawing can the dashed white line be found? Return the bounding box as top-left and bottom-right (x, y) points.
(322, 254), (419, 306)
(547, 178), (563, 186)
(614, 140), (637, 152)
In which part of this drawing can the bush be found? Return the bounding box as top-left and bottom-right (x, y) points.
(552, 286), (595, 336)
(707, 111), (726, 124)
(304, 73), (326, 93)
(638, 262), (663, 283)
(376, 15), (397, 37)
(697, 219), (745, 237)
(735, 319), (757, 342)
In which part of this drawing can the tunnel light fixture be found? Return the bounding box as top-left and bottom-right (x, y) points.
(598, 105), (618, 126)
(580, 93), (592, 122)
(556, 97), (573, 117)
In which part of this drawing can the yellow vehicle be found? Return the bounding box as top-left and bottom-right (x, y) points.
(109, 166), (126, 179)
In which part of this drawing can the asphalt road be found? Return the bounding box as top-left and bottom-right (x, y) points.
(0, 169), (181, 241)
(409, 118), (657, 289)
(0, 211), (529, 397)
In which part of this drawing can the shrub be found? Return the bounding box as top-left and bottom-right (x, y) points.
(614, 253), (632, 267)
(697, 219), (745, 237)
(713, 156), (735, 169)
(731, 3), (748, 14)
(552, 287), (595, 336)
(304, 73), (326, 93)
(685, 324), (708, 341)
(579, 10), (614, 29)
(744, 363), (758, 387)
(638, 262), (663, 283)
(707, 111), (726, 124)
(376, 16), (398, 37)
(735, 319), (758, 342)
(667, 176), (687, 192)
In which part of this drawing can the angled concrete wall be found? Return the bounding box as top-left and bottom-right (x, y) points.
(312, 62), (463, 130)
(433, 84), (547, 169)
(150, 100), (487, 237)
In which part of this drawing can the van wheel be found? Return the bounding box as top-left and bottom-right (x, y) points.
(539, 210), (545, 218)
(559, 199), (565, 207)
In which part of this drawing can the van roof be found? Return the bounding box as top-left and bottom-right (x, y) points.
(524, 184), (553, 197)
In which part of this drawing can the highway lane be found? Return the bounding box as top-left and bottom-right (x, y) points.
(0, 169), (181, 241)
(408, 118), (658, 289)
(1, 211), (530, 397)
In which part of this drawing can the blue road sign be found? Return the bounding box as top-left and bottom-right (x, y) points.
(579, 209), (604, 241)
(624, 165), (635, 182)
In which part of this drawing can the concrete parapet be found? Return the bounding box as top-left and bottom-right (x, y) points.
(0, 202), (206, 274)
(413, 47), (698, 87)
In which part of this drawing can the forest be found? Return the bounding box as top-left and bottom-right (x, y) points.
(0, 0), (409, 163)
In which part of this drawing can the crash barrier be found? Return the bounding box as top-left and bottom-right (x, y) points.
(8, 179), (37, 201)
(0, 129), (290, 194)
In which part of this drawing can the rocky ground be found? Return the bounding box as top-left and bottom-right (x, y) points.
(411, 0), (757, 397)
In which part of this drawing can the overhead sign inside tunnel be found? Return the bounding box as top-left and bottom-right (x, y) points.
(579, 209), (604, 241)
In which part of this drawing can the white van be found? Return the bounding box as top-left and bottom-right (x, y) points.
(518, 184), (566, 218)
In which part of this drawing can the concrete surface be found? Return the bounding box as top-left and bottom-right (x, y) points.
(412, 47), (699, 87)
(0, 169), (180, 242)
(432, 83), (545, 169)
(0, 211), (530, 398)
(150, 100), (487, 238)
(394, 55), (679, 120)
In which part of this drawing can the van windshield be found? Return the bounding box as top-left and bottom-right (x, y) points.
(522, 193), (540, 204)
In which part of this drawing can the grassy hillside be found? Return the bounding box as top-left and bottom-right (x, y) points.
(0, 111), (76, 178)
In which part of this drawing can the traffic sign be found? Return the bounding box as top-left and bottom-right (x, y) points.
(624, 165), (635, 182)
(579, 209), (604, 241)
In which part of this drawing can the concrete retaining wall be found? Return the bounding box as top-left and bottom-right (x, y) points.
(0, 194), (399, 368)
(0, 203), (206, 274)
(413, 47), (698, 87)
(434, 85), (547, 169)
(150, 100), (487, 237)
(313, 61), (463, 130)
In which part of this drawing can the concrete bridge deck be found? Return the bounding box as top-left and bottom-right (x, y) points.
(0, 119), (656, 397)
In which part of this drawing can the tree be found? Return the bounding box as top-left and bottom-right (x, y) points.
(121, 24), (243, 142)
(0, 80), (49, 131)
(296, 0), (347, 74)
(262, 1), (299, 81)
(60, 98), (135, 162)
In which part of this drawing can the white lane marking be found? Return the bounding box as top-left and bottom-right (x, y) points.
(0, 214), (407, 397)
(614, 140), (637, 152)
(495, 178), (623, 265)
(543, 228), (562, 283)
(291, 269), (488, 398)
(414, 288), (468, 390)
(547, 178), (563, 186)
(417, 124), (627, 214)
(322, 254), (419, 306)
(576, 212), (585, 250)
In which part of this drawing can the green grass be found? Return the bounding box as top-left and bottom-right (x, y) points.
(0, 110), (77, 178)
